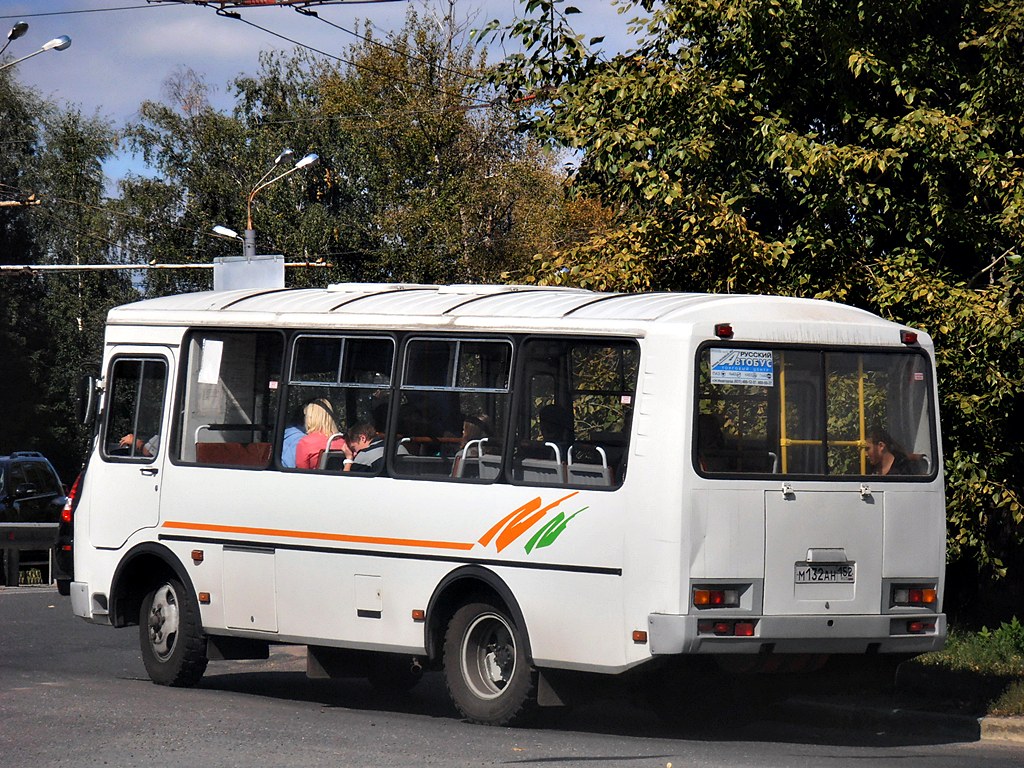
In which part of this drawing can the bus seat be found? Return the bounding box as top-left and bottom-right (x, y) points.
(478, 454), (502, 480)
(567, 443), (611, 486)
(452, 438), (488, 479)
(319, 433), (348, 471)
(906, 453), (930, 475)
(520, 458), (566, 484)
(566, 463), (611, 486)
(393, 454), (450, 477)
(320, 452), (347, 471)
(196, 441), (272, 467)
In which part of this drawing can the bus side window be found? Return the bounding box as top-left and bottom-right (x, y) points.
(391, 338), (512, 482)
(511, 338), (638, 489)
(176, 331), (282, 468)
(283, 335), (395, 475)
(102, 358), (167, 462)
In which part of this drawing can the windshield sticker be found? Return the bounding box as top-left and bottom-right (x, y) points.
(710, 348), (774, 386)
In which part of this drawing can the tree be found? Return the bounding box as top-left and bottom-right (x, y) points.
(315, 10), (573, 283)
(0, 73), (47, 461)
(1, 71), (125, 479)
(489, 1), (1024, 595)
(116, 8), (580, 291)
(33, 110), (133, 475)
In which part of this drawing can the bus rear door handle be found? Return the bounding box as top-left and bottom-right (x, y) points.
(140, 467), (159, 477)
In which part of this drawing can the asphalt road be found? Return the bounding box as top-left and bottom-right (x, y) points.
(1, 586), (1022, 768)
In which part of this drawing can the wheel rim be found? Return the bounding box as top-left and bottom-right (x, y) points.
(147, 583), (181, 662)
(460, 612), (516, 700)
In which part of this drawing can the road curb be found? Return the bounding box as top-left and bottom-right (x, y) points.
(776, 697), (982, 741)
(980, 716), (1024, 743)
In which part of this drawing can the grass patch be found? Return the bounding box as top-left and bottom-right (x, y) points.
(990, 680), (1024, 717)
(917, 617), (1024, 676)
(906, 617), (1024, 716)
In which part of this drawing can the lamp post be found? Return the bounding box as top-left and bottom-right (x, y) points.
(0, 32), (71, 72)
(242, 150), (318, 260)
(1, 21), (29, 58)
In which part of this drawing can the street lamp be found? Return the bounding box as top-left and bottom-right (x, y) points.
(242, 150), (318, 260)
(211, 225), (241, 242)
(0, 33), (71, 72)
(1, 21), (29, 58)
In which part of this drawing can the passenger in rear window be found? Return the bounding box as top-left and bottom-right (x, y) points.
(866, 426), (924, 476)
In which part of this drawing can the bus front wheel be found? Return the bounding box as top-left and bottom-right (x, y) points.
(443, 600), (537, 726)
(139, 577), (208, 687)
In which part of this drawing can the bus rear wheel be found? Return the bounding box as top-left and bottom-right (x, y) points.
(139, 577), (208, 687)
(443, 600), (537, 726)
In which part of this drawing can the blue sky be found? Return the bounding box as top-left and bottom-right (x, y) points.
(3, 0), (638, 189)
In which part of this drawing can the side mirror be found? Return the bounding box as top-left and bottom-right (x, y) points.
(76, 373), (98, 425)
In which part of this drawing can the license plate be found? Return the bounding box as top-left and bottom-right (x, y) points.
(794, 563), (855, 584)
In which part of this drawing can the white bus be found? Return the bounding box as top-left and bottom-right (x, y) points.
(67, 283), (946, 725)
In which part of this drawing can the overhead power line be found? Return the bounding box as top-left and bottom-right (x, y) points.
(1, 262), (330, 274)
(214, 10), (493, 107)
(0, 1), (408, 20)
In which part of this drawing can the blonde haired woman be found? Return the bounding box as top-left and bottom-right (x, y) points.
(294, 398), (342, 469)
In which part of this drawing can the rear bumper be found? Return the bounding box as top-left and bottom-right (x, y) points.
(648, 612), (946, 655)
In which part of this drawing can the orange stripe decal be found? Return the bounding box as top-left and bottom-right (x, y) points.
(162, 521), (475, 551)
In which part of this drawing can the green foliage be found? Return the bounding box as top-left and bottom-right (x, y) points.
(489, 0), (1024, 581)
(1, 70), (133, 478)
(117, 10), (577, 290)
(990, 679), (1024, 716)
(919, 618), (1024, 676)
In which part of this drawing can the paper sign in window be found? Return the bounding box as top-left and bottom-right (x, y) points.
(197, 339), (224, 384)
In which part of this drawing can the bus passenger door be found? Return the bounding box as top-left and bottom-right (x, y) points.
(89, 351), (172, 549)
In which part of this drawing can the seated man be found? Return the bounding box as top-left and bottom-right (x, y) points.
(341, 422), (385, 473)
(866, 426), (921, 476)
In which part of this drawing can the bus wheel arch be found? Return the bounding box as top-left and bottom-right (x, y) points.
(110, 543), (196, 628)
(424, 565), (531, 665)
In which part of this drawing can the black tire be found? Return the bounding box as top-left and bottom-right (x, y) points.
(443, 600), (537, 726)
(139, 577), (208, 687)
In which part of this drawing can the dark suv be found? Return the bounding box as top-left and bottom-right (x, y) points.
(0, 452), (66, 585)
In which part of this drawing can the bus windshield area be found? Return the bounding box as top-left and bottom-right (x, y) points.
(696, 346), (937, 478)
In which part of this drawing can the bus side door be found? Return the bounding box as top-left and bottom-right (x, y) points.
(89, 351), (172, 549)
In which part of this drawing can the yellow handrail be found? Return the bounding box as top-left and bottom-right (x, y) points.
(779, 352), (788, 473)
(776, 353), (869, 473)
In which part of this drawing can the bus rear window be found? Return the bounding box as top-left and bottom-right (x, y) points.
(696, 347), (936, 478)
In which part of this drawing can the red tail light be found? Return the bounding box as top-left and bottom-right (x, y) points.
(61, 473), (82, 524)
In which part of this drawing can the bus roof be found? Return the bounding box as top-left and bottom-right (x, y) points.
(105, 284), (926, 346)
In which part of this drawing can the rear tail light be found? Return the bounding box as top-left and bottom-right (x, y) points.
(61, 473), (82, 524)
(698, 620), (758, 637)
(907, 621), (936, 634)
(892, 585), (938, 607)
(693, 588), (740, 608)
